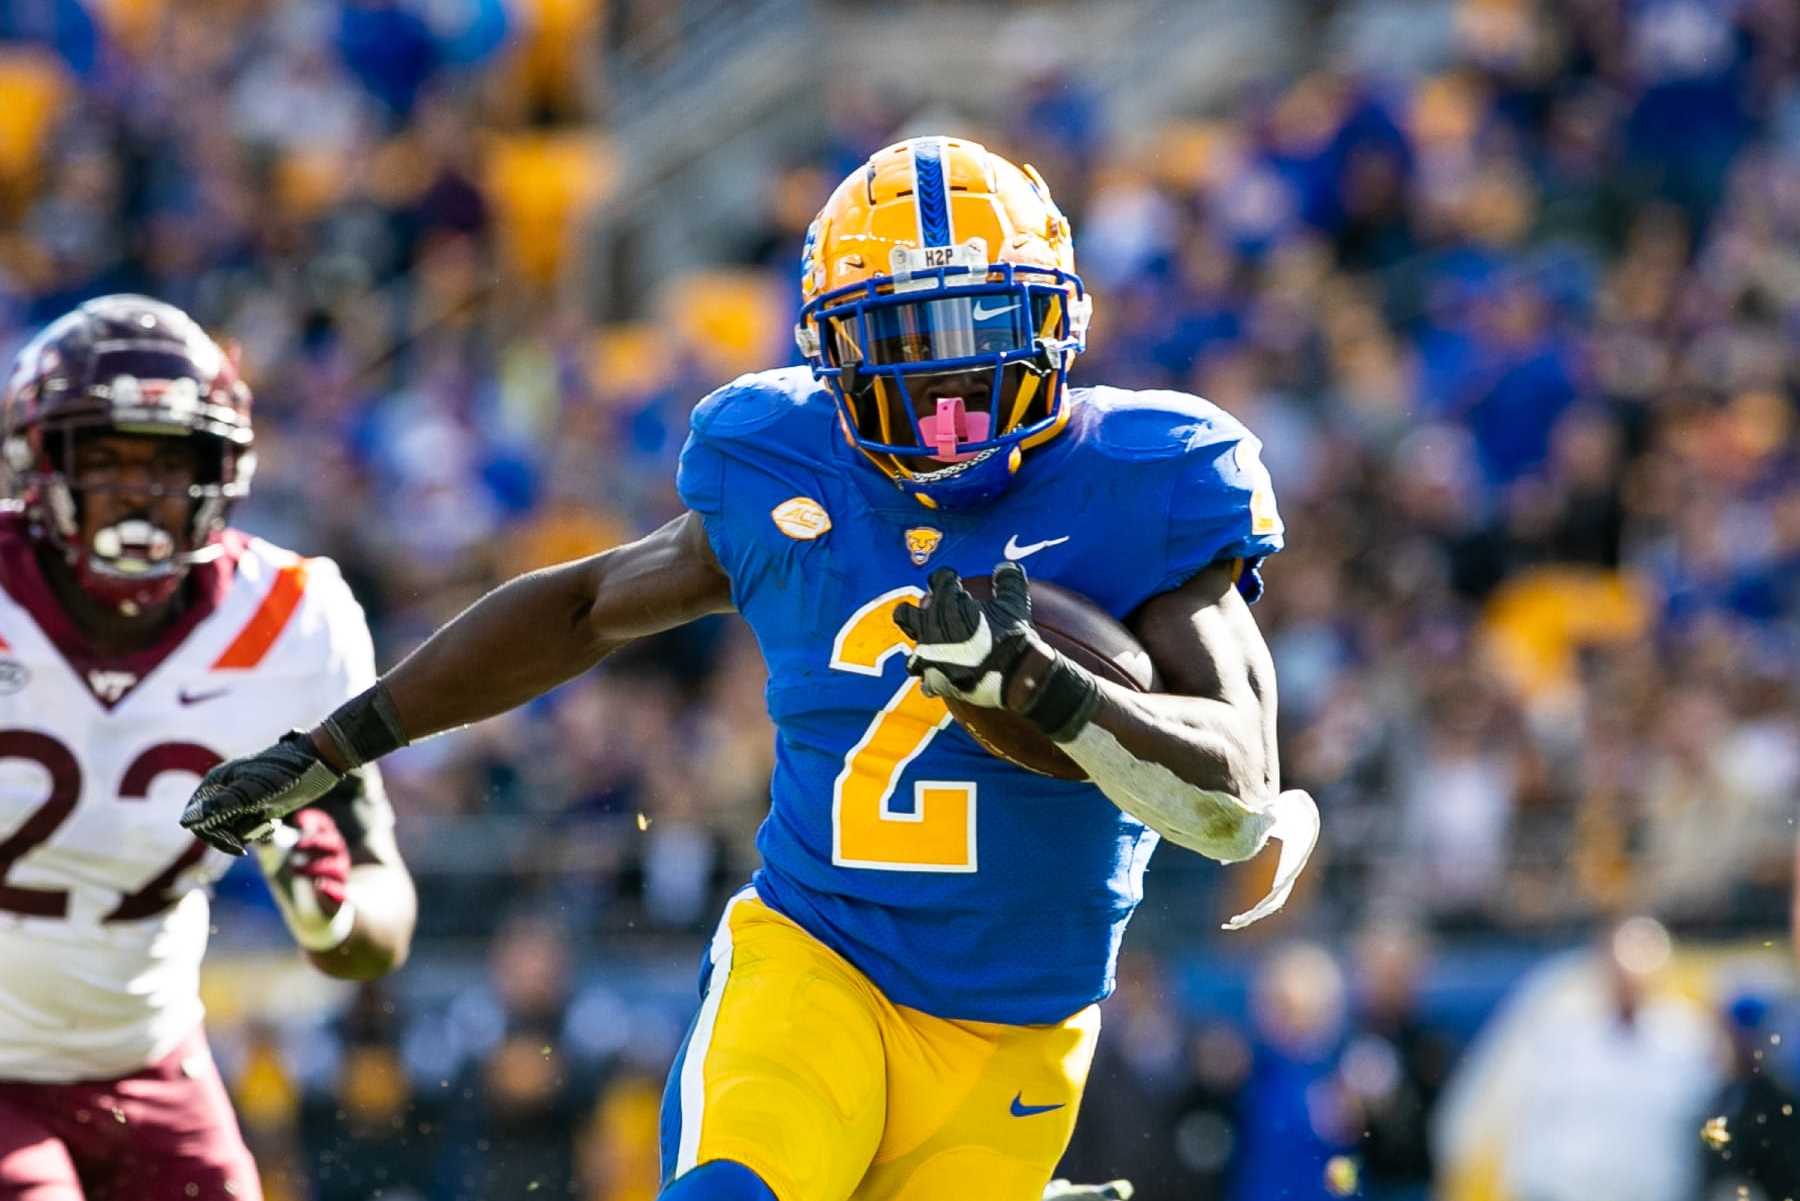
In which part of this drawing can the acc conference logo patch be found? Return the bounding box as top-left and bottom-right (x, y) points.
(0, 659), (28, 695)
(904, 527), (942, 566)
(771, 497), (831, 541)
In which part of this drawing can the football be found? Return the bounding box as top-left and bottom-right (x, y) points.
(946, 576), (1160, 779)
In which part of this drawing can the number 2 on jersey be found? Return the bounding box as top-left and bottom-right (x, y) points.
(830, 588), (976, 872)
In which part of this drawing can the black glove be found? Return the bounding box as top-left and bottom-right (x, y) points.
(893, 562), (1100, 741)
(893, 563), (1037, 708)
(180, 731), (344, 856)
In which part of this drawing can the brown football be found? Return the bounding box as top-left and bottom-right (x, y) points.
(945, 576), (1160, 779)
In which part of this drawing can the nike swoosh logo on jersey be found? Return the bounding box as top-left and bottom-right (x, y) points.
(178, 687), (230, 706)
(1003, 534), (1070, 560)
(971, 300), (1018, 321)
(1010, 1092), (1065, 1118)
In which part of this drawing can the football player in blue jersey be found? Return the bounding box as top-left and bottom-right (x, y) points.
(182, 137), (1318, 1201)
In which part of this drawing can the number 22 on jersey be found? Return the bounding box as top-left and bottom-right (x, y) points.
(829, 587), (976, 872)
(0, 732), (222, 922)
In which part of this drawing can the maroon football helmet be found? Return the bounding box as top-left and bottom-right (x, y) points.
(1, 295), (255, 613)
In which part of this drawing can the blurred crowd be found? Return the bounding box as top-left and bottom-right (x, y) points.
(212, 918), (1800, 1201)
(4, 0), (1800, 1197)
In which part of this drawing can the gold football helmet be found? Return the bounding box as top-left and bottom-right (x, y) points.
(795, 136), (1090, 508)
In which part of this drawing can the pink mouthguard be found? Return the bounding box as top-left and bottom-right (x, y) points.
(917, 396), (991, 462)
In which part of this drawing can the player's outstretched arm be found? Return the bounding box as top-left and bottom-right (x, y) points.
(371, 509), (731, 745)
(182, 513), (732, 853)
(896, 560), (1317, 928)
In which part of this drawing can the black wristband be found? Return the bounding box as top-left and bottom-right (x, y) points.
(1014, 647), (1101, 743)
(317, 681), (409, 770)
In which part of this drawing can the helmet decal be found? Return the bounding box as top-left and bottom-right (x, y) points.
(911, 138), (953, 249)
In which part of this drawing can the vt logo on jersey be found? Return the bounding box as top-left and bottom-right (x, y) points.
(904, 527), (943, 566)
(86, 670), (138, 704)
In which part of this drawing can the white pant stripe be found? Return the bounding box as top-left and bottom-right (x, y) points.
(675, 887), (755, 1175)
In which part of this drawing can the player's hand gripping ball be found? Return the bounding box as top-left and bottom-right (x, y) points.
(893, 562), (1040, 709)
(180, 731), (345, 855)
(895, 563), (1158, 778)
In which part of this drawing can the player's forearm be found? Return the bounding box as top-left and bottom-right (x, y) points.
(373, 555), (621, 745)
(304, 862), (416, 981)
(1086, 683), (1273, 803)
(183, 517), (731, 854)
(316, 514), (732, 759)
(1058, 682), (1278, 860)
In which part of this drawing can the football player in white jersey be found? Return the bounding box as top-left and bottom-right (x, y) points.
(0, 295), (417, 1200)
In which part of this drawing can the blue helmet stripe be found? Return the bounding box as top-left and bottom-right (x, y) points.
(913, 140), (952, 248)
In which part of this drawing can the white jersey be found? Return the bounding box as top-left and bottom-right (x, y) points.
(0, 524), (378, 1081)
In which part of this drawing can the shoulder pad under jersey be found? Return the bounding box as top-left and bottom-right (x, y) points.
(678, 367), (839, 514)
(231, 540), (377, 696)
(1075, 387), (1285, 597)
(1074, 386), (1254, 463)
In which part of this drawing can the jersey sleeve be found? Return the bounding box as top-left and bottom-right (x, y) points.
(292, 556), (397, 846)
(294, 555), (378, 704)
(675, 369), (837, 612)
(1159, 420), (1286, 601)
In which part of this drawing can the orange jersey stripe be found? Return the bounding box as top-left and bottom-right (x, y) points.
(212, 561), (308, 669)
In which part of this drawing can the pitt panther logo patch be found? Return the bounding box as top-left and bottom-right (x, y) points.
(904, 527), (943, 566)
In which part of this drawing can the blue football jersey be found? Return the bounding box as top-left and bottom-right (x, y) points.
(675, 367), (1284, 1024)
